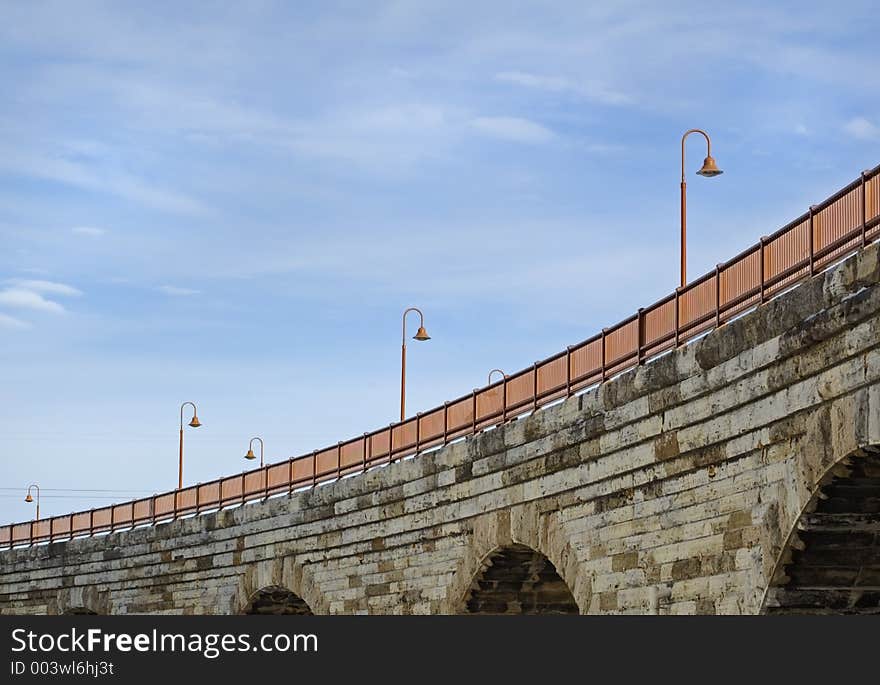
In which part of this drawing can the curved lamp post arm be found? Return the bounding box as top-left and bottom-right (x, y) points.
(26, 484), (40, 520)
(681, 128), (712, 182)
(401, 307), (426, 346)
(488, 369), (506, 385)
(180, 401), (198, 429)
(249, 436), (265, 468)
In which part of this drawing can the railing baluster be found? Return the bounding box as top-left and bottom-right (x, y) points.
(809, 205), (815, 275)
(472, 389), (477, 433)
(862, 171), (868, 247)
(715, 265), (722, 327)
(312, 450), (318, 487)
(565, 346), (572, 395)
(637, 308), (645, 364)
(289, 458), (294, 496)
(674, 288), (680, 347)
(362, 433), (368, 474)
(532, 362), (538, 411)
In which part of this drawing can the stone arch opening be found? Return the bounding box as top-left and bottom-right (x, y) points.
(62, 607), (98, 615)
(764, 450), (880, 614)
(242, 585), (313, 615)
(462, 543), (579, 614)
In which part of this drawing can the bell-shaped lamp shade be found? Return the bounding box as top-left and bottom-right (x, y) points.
(413, 326), (431, 341)
(244, 448), (256, 460)
(189, 415), (202, 428)
(24, 494), (33, 503)
(696, 155), (723, 177)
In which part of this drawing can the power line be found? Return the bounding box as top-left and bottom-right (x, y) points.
(0, 487), (156, 493)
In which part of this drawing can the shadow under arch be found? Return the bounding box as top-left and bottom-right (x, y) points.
(242, 585), (314, 615)
(762, 448), (880, 615)
(461, 543), (579, 615)
(62, 607), (99, 615)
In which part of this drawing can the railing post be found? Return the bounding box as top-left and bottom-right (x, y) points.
(442, 402), (449, 445)
(241, 472), (246, 506)
(195, 482), (200, 514)
(715, 264), (722, 327)
(29, 520), (34, 547)
(759, 237), (766, 304)
(151, 495), (156, 526)
(637, 308), (645, 364)
(565, 346), (572, 396)
(49, 516), (54, 543)
(312, 450), (318, 486)
(388, 423), (396, 464)
(89, 509), (94, 537)
(532, 362), (538, 411)
(501, 375), (507, 423)
(472, 389), (477, 433)
(415, 413), (422, 454)
(69, 513), (74, 541)
(363, 433), (369, 473)
(264, 465), (269, 501)
(336, 441), (343, 480)
(809, 205), (815, 275)
(289, 458), (294, 496)
(674, 289), (680, 347)
(862, 171), (868, 247)
(601, 328), (607, 382)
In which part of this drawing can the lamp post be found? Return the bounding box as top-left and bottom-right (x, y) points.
(244, 436), (265, 494)
(680, 129), (723, 288)
(400, 307), (431, 421)
(24, 484), (40, 520)
(178, 401), (202, 489)
(488, 369), (506, 385)
(244, 437), (264, 467)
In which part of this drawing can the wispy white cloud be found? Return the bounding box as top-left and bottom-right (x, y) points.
(469, 116), (554, 143)
(0, 312), (30, 329)
(495, 71), (633, 106)
(10, 280), (82, 296)
(157, 285), (200, 296)
(843, 117), (880, 141)
(0, 145), (207, 215)
(0, 288), (66, 313)
(72, 226), (105, 237)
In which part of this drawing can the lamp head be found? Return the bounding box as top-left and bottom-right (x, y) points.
(413, 326), (431, 341)
(25, 494), (33, 503)
(189, 415), (202, 428)
(696, 155), (723, 177)
(244, 448), (256, 460)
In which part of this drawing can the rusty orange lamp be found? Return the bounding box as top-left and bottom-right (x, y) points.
(400, 307), (431, 421)
(178, 401), (202, 489)
(680, 128), (723, 287)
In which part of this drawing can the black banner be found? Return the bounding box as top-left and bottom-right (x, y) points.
(1, 615), (875, 683)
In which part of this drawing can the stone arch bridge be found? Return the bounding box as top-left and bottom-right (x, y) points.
(1, 241), (879, 615)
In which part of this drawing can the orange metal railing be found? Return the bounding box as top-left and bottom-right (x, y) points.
(3, 164), (879, 549)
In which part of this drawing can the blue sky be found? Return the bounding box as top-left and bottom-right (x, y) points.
(1, 1), (879, 523)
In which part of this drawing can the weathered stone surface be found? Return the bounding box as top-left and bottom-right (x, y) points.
(1, 242), (879, 615)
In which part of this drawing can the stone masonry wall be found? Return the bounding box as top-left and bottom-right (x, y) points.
(1, 242), (879, 615)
